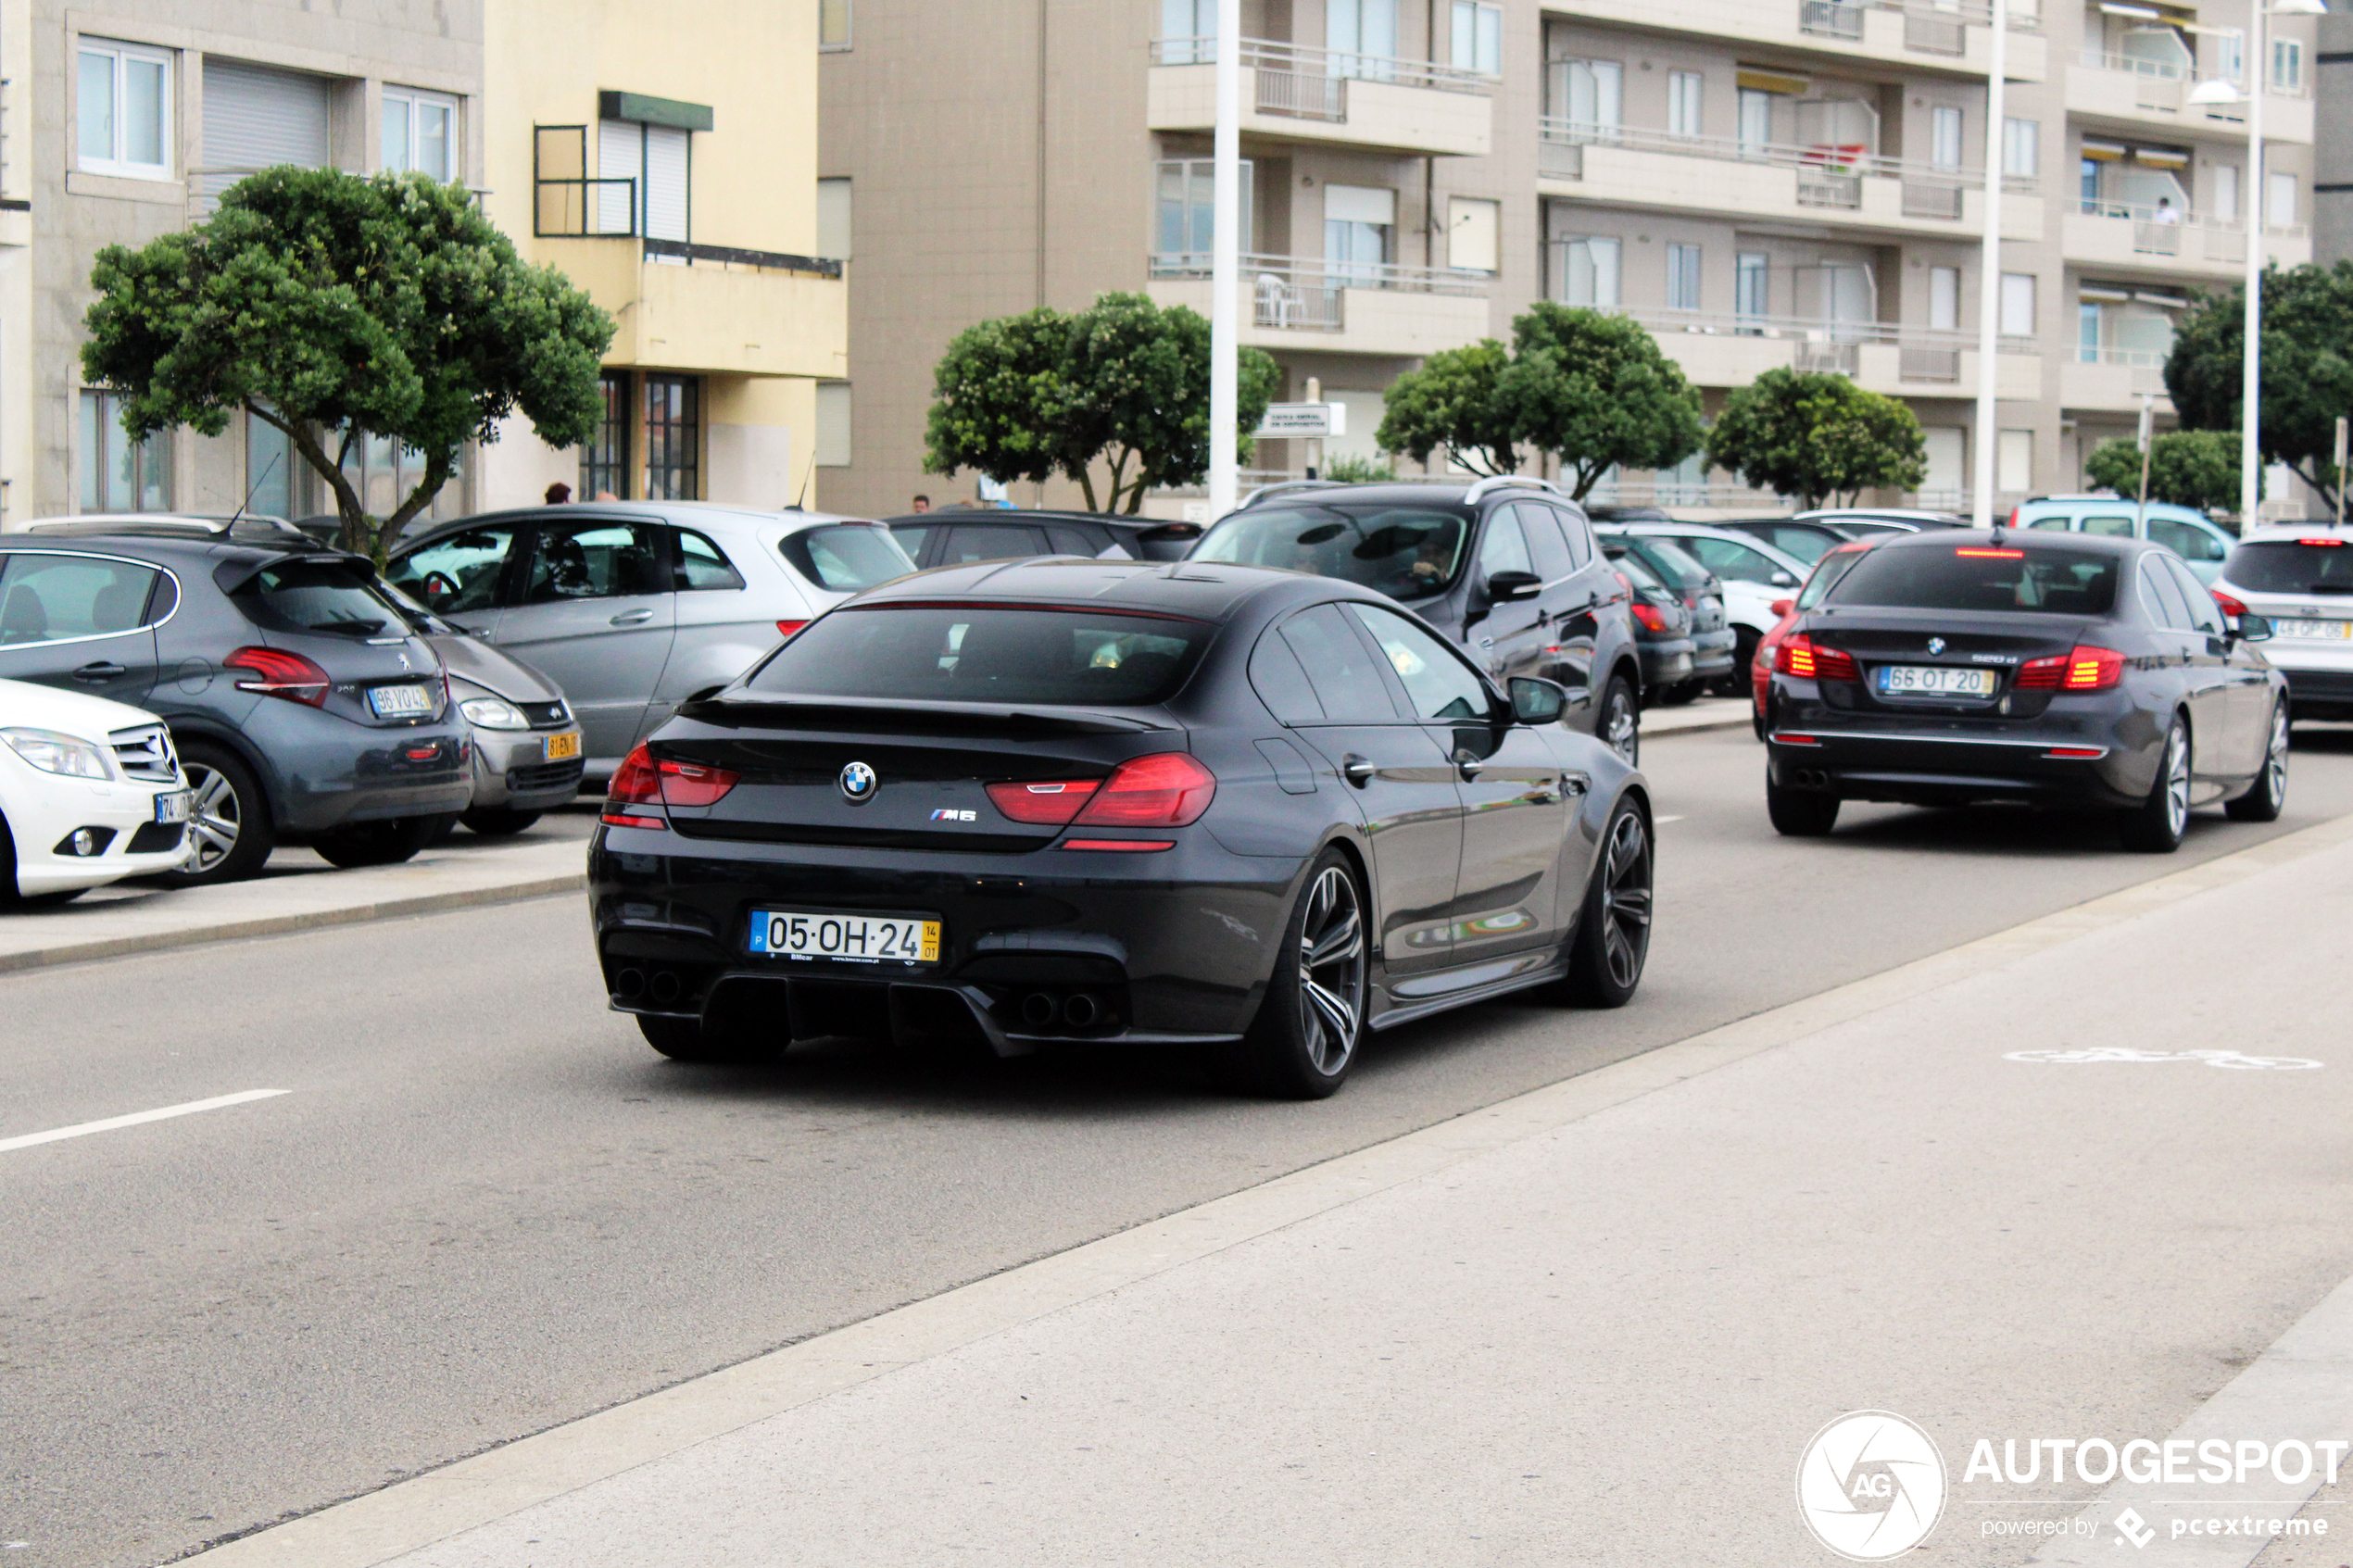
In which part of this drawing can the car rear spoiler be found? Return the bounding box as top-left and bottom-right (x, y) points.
(210, 550), (378, 595)
(675, 695), (1174, 737)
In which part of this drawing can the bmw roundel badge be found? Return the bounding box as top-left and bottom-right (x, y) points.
(839, 760), (877, 803)
(1927, 636), (1947, 656)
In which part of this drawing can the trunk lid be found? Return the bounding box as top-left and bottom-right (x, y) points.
(1804, 607), (2098, 719)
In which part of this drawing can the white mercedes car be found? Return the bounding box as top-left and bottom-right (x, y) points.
(0, 678), (193, 906)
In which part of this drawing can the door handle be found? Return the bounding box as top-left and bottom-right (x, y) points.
(72, 661), (126, 683)
(1341, 755), (1376, 786)
(610, 608), (656, 626)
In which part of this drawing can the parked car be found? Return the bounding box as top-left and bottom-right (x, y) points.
(1599, 545), (1695, 700)
(1751, 537), (1883, 737)
(1763, 529), (2286, 850)
(1190, 478), (1645, 763)
(384, 503), (917, 782)
(2210, 527), (2353, 721)
(1, 518), (469, 883)
(587, 558), (1655, 1097)
(1582, 505), (1675, 523)
(2008, 496), (2235, 583)
(887, 509), (1204, 566)
(0, 678), (192, 905)
(1603, 523), (1803, 696)
(375, 583), (585, 835)
(1794, 508), (1969, 534)
(1715, 517), (1865, 565)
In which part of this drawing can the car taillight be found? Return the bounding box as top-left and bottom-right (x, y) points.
(225, 646), (330, 708)
(657, 759), (738, 808)
(986, 778), (1102, 825)
(2211, 590), (2248, 620)
(604, 744), (665, 828)
(1773, 633), (1857, 681)
(988, 753), (1216, 830)
(1630, 601), (1667, 633)
(2016, 646), (2124, 692)
(775, 620), (808, 638)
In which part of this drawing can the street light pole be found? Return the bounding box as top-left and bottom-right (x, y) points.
(1207, 0), (1242, 521)
(2240, 4), (2268, 527)
(1970, 0), (2009, 528)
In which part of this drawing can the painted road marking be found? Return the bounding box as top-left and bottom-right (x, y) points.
(0, 1089), (291, 1155)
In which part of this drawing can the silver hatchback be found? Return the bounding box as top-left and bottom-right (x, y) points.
(385, 504), (915, 779)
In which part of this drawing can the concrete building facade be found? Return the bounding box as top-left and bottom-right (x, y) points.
(818, 0), (2320, 521)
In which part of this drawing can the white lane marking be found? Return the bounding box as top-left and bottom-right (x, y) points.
(2006, 1048), (2322, 1070)
(0, 1089), (291, 1154)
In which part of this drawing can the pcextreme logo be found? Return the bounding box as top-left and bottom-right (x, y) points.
(1797, 1411), (1948, 1562)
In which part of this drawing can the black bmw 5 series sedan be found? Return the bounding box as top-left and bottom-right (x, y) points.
(1763, 530), (2288, 852)
(586, 558), (1655, 1098)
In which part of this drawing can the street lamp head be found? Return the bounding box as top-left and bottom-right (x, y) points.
(2187, 77), (2246, 104)
(2267, 0), (2329, 16)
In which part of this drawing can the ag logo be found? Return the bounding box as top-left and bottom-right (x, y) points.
(838, 760), (877, 803)
(1796, 1411), (1945, 1562)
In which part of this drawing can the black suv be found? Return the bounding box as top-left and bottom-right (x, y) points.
(2, 518), (470, 883)
(1187, 478), (1643, 762)
(885, 509), (1205, 568)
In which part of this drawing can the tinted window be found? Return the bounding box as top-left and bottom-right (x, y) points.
(1608, 546), (1666, 593)
(2139, 558), (2196, 630)
(940, 524), (1047, 564)
(1277, 604), (1399, 722)
(889, 523), (934, 561)
(1552, 505), (1594, 570)
(1624, 536), (1715, 592)
(779, 523), (918, 591)
(1677, 533), (1789, 584)
(1347, 604), (1491, 722)
(2148, 517), (2226, 564)
(746, 607), (1208, 707)
(1193, 503), (1469, 603)
(233, 559), (399, 638)
(2024, 515), (2072, 531)
(1475, 510), (1535, 580)
(1795, 548), (1869, 610)
(2223, 539), (2353, 595)
(673, 529), (747, 592)
(2082, 514), (2135, 539)
(2165, 556), (2223, 633)
(1763, 525), (1836, 565)
(1249, 628), (1325, 723)
(1828, 544), (2120, 616)
(386, 525), (517, 613)
(1046, 525), (1101, 557)
(0, 554), (162, 645)
(522, 521), (666, 603)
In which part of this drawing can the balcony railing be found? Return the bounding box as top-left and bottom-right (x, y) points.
(1621, 307), (2040, 383)
(1153, 252), (1485, 295)
(1798, 0), (2040, 45)
(2075, 345), (2168, 369)
(2074, 199), (2304, 258)
(1536, 117), (2041, 199)
(1150, 36), (1497, 94)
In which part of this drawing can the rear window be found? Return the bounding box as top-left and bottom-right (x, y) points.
(1796, 547), (1870, 610)
(1624, 537), (1716, 592)
(1191, 503), (1468, 603)
(746, 606), (1211, 707)
(1826, 544), (2120, 616)
(1607, 546), (1667, 593)
(233, 559), (401, 638)
(778, 524), (918, 592)
(2222, 539), (2353, 596)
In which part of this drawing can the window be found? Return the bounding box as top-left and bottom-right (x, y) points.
(1156, 158), (1252, 259)
(2003, 117), (2039, 179)
(1551, 58), (1622, 132)
(939, 523), (1047, 564)
(1516, 504), (1577, 578)
(1999, 271), (2035, 337)
(1922, 427), (1965, 498)
(2213, 163), (2240, 223)
(1448, 196), (1500, 274)
(643, 374), (700, 500)
(199, 58), (330, 208)
(245, 410), (296, 521)
(1325, 184), (1395, 282)
(2269, 171), (2297, 227)
(1931, 106), (1964, 170)
(1667, 244), (1702, 311)
(340, 430), (462, 524)
(1737, 251), (1770, 326)
(1249, 629), (1327, 723)
(1667, 71), (1705, 139)
(1328, 0), (1400, 78)
(1677, 534), (1789, 585)
(673, 530), (746, 592)
(817, 177), (853, 259)
(1737, 88), (1772, 153)
(820, 0), (853, 51)
(78, 39), (170, 179)
(778, 524), (918, 592)
(1451, 2), (1501, 75)
(385, 526), (520, 614)
(79, 391), (170, 513)
(2271, 37), (2303, 93)
(581, 370), (631, 500)
(598, 119), (692, 242)
(1556, 236), (1620, 307)
(1997, 429), (2034, 494)
(522, 521), (667, 604)
(1347, 605), (1490, 722)
(815, 383), (853, 468)
(1474, 511), (1534, 581)
(749, 606), (1211, 708)
(1929, 266), (1960, 332)
(383, 87), (458, 181)
(1192, 503), (1466, 603)
(2080, 157), (2102, 214)
(1828, 541), (2119, 616)
(0, 555), (164, 646)
(1160, 0), (1214, 60)
(2078, 300), (2102, 363)
(2149, 518), (2226, 566)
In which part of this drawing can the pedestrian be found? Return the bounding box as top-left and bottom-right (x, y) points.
(544, 481), (572, 504)
(911, 494), (931, 513)
(2154, 196), (2180, 225)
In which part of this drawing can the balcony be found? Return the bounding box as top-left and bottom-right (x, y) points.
(1628, 309), (2042, 400)
(1538, 0), (2046, 82)
(533, 237), (847, 379)
(1146, 253), (1490, 358)
(2060, 349), (2173, 414)
(1148, 38), (1495, 157)
(2066, 54), (2314, 143)
(1537, 121), (2045, 244)
(2059, 203), (2308, 282)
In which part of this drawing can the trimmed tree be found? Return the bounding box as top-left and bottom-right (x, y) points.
(2083, 430), (2240, 514)
(1375, 340), (1519, 476)
(2164, 260), (2353, 515)
(82, 166), (613, 560)
(1502, 303), (1705, 501)
(924, 306), (1081, 496)
(1705, 367), (1929, 508)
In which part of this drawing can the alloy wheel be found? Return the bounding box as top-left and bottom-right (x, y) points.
(1604, 687), (1639, 767)
(184, 762), (243, 874)
(2266, 707), (2289, 805)
(2162, 724), (2191, 841)
(1296, 864), (1366, 1076)
(1598, 808), (1654, 991)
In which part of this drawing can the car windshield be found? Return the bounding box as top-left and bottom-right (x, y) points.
(233, 559), (401, 637)
(1796, 548), (1871, 610)
(2222, 540), (2353, 596)
(1607, 547), (1667, 594)
(778, 524), (919, 592)
(1191, 503), (1468, 602)
(1827, 543), (2120, 615)
(745, 606), (1212, 707)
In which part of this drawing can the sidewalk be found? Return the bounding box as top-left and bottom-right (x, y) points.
(1642, 693), (1752, 737)
(183, 813), (2353, 1567)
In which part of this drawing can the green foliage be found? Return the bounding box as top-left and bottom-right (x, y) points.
(1318, 453), (1393, 483)
(82, 166), (613, 559)
(925, 293), (1276, 513)
(2164, 261), (2353, 514)
(2082, 430), (2240, 514)
(1500, 303), (1705, 500)
(1376, 340), (1519, 477)
(1705, 368), (1928, 508)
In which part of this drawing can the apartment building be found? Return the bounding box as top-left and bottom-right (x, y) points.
(818, 0), (2318, 519)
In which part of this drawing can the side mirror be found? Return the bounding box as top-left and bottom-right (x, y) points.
(1769, 598), (1796, 618)
(2236, 613), (2273, 643)
(1486, 570), (1543, 603)
(1770, 571), (1799, 588)
(1508, 675), (1569, 725)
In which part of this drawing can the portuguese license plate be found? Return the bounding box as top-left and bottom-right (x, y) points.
(1876, 664), (1998, 698)
(2276, 619), (2352, 640)
(153, 790), (191, 824)
(368, 684), (435, 718)
(748, 910), (941, 965)
(544, 731), (582, 761)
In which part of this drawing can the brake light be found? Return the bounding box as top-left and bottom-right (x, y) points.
(2018, 646), (2124, 692)
(225, 646), (330, 708)
(604, 745), (665, 829)
(1773, 633), (1858, 681)
(2014, 655), (2063, 689)
(1957, 547), (2025, 558)
(1076, 752), (1216, 827)
(2299, 537), (2345, 546)
(2045, 747), (2106, 759)
(1630, 601), (1667, 633)
(657, 759), (738, 808)
(775, 620), (808, 638)
(2212, 590), (2248, 619)
(1064, 839), (1176, 852)
(986, 778), (1102, 824)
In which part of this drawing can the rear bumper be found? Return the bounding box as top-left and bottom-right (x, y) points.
(1634, 638), (1695, 691)
(2276, 665), (2353, 718)
(1766, 709), (2151, 809)
(242, 706), (473, 834)
(1690, 628), (1739, 680)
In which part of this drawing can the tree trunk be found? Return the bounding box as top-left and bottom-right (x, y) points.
(256, 403), (369, 553)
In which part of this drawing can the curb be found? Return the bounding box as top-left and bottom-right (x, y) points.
(0, 872), (585, 977)
(1644, 711), (1755, 739)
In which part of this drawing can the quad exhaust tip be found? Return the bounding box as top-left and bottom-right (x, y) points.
(1018, 989), (1106, 1032)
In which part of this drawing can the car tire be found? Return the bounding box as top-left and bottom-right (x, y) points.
(313, 813), (457, 869)
(1713, 629), (1759, 697)
(461, 807), (542, 837)
(1214, 849), (1367, 1100)
(636, 1012), (766, 1064)
(2118, 714), (2192, 853)
(1767, 774), (1840, 836)
(157, 743), (275, 886)
(2224, 703), (2288, 823)
(1598, 674), (1640, 769)
(1560, 797), (1653, 1008)
(1654, 681), (1700, 708)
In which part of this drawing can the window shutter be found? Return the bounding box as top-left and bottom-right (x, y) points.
(598, 119), (642, 234)
(644, 125), (689, 242)
(200, 57), (330, 207)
